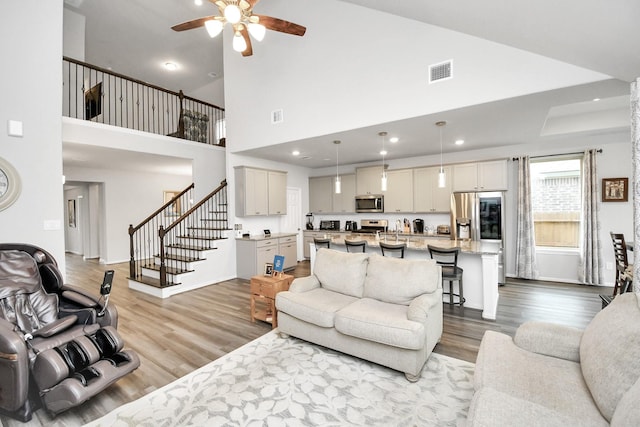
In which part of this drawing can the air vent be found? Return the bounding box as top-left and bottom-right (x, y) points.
(271, 109), (284, 124)
(429, 60), (453, 84)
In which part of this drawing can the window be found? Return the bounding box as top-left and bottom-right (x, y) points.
(530, 158), (581, 248)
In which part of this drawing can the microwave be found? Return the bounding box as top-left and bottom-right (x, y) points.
(355, 195), (384, 213)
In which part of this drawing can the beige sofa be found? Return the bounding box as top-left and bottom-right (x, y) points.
(275, 248), (443, 381)
(467, 292), (640, 427)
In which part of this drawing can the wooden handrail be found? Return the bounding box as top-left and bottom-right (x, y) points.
(128, 183), (195, 236)
(163, 180), (227, 235)
(63, 56), (225, 111)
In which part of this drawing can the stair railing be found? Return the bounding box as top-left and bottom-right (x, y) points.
(128, 183), (194, 282)
(128, 180), (229, 287)
(157, 180), (228, 286)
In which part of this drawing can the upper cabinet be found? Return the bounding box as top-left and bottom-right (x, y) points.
(268, 171), (287, 215)
(356, 166), (384, 195)
(309, 174), (356, 214)
(332, 174), (356, 213)
(309, 176), (333, 214)
(414, 166), (452, 213)
(384, 169), (414, 213)
(235, 166), (287, 216)
(452, 160), (508, 192)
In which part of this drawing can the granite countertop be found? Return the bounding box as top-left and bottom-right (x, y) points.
(327, 234), (501, 255)
(235, 232), (297, 241)
(304, 230), (451, 239)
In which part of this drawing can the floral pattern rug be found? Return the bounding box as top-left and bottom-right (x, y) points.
(86, 331), (475, 426)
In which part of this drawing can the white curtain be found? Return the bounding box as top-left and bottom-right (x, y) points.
(578, 149), (602, 285)
(515, 156), (539, 279)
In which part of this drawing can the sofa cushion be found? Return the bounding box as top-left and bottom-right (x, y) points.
(363, 254), (439, 305)
(579, 292), (640, 422)
(314, 249), (369, 298)
(334, 298), (425, 350)
(611, 376), (640, 427)
(474, 331), (607, 424)
(467, 387), (608, 427)
(275, 288), (358, 328)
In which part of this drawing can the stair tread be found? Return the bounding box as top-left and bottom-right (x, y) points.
(129, 276), (180, 288)
(176, 236), (228, 241)
(155, 254), (203, 262)
(141, 264), (193, 275)
(167, 243), (219, 251)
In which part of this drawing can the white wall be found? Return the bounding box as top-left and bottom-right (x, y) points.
(64, 165), (192, 264)
(0, 2), (66, 270)
(63, 7), (85, 61)
(223, 0), (609, 153)
(188, 78), (225, 110)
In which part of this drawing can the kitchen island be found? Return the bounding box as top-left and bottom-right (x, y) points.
(309, 233), (500, 320)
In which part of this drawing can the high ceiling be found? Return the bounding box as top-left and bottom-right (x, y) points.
(62, 0), (640, 172)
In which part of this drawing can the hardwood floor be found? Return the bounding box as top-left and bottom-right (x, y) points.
(0, 256), (608, 426)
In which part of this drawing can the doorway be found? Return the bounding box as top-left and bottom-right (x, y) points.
(64, 182), (104, 260)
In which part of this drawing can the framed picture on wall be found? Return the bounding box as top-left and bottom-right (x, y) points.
(602, 178), (628, 202)
(68, 199), (76, 228)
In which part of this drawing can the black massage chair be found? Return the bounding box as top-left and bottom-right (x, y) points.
(0, 243), (140, 421)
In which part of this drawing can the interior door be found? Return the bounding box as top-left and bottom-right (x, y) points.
(280, 187), (302, 261)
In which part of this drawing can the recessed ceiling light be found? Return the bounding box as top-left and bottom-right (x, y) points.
(389, 137), (399, 143)
(164, 62), (178, 71)
(380, 150), (387, 156)
(194, 0), (203, 5)
(455, 139), (465, 145)
(292, 150), (300, 156)
(593, 98), (601, 102)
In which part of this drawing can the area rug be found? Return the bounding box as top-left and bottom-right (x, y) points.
(85, 331), (475, 426)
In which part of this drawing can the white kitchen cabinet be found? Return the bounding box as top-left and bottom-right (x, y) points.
(356, 166), (384, 195)
(278, 235), (298, 270)
(236, 234), (298, 279)
(414, 166), (452, 212)
(303, 231), (325, 259)
(268, 171), (287, 215)
(309, 176), (333, 213)
(235, 166), (287, 216)
(384, 169), (414, 213)
(332, 174), (356, 213)
(452, 160), (508, 192)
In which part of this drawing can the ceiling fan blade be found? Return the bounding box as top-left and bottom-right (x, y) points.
(246, 0), (261, 7)
(240, 26), (253, 57)
(254, 14), (306, 36)
(171, 16), (218, 32)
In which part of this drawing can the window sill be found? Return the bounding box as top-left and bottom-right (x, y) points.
(535, 246), (580, 255)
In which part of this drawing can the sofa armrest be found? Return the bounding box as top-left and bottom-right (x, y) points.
(289, 276), (321, 293)
(514, 321), (583, 362)
(407, 289), (443, 322)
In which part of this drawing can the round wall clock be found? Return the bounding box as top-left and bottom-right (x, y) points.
(0, 156), (22, 211)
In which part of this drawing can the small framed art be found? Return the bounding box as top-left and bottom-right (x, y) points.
(263, 263), (274, 276)
(602, 178), (628, 202)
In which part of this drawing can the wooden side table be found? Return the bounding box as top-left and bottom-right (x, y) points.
(250, 273), (294, 328)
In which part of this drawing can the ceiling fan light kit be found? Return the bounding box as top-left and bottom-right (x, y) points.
(172, 0), (306, 57)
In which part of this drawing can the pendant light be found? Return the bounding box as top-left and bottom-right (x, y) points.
(436, 121), (446, 188)
(379, 131), (388, 192)
(334, 140), (341, 194)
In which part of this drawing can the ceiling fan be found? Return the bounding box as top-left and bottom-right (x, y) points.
(171, 0), (306, 57)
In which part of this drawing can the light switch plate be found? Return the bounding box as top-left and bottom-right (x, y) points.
(7, 120), (23, 137)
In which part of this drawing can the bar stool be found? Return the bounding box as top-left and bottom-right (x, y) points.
(379, 242), (406, 258)
(345, 240), (366, 253)
(428, 245), (464, 306)
(601, 232), (634, 308)
(313, 237), (331, 251)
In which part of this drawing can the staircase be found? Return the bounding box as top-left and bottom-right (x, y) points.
(128, 180), (235, 298)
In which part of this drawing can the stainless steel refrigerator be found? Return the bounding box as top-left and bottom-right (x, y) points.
(450, 192), (506, 284)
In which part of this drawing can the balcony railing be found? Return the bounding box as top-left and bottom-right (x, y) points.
(62, 57), (225, 146)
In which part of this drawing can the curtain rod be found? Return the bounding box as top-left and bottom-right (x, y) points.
(512, 149), (602, 161)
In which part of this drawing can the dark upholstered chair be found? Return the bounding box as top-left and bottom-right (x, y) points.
(313, 238), (331, 251)
(428, 245), (464, 306)
(345, 240), (366, 253)
(379, 242), (406, 258)
(0, 244), (140, 422)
